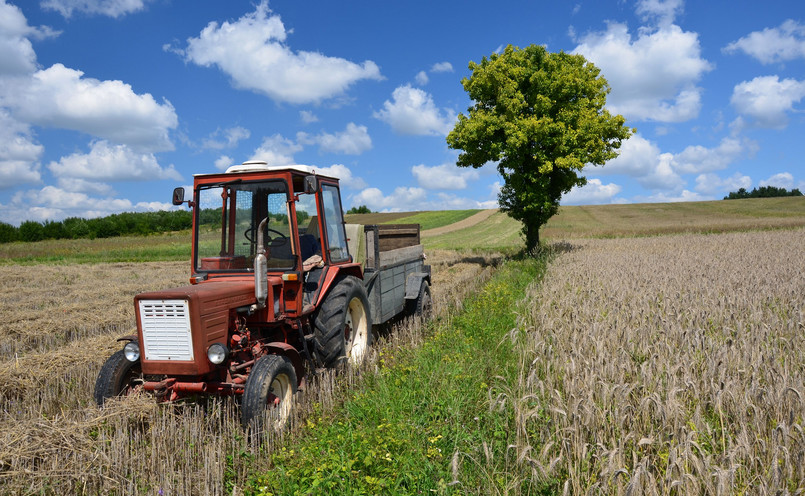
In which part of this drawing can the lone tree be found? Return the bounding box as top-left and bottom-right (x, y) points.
(447, 45), (633, 254)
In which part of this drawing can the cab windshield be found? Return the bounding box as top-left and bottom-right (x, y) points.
(195, 180), (295, 272)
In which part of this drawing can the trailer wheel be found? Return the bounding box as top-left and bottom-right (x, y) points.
(408, 280), (433, 320)
(241, 355), (297, 431)
(313, 275), (372, 368)
(94, 350), (142, 406)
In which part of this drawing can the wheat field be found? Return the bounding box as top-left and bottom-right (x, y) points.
(506, 228), (805, 493)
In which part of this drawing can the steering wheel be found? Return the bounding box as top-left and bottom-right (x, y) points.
(244, 226), (288, 246)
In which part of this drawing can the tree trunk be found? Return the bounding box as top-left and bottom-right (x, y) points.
(524, 223), (540, 256)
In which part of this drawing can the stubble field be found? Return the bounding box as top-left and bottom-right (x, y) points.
(0, 250), (496, 494)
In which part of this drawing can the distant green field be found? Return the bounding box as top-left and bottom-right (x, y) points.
(2, 197), (803, 263)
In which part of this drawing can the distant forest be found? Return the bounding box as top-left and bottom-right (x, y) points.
(724, 186), (802, 200)
(0, 210), (192, 244)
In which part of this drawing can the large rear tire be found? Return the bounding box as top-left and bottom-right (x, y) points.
(94, 350), (142, 406)
(313, 275), (372, 368)
(241, 355), (297, 431)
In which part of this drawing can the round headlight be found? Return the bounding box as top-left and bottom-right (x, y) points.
(207, 343), (228, 365)
(123, 342), (140, 362)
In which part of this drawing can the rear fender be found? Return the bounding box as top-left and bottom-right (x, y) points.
(318, 264), (363, 301)
(264, 342), (305, 387)
(404, 272), (431, 300)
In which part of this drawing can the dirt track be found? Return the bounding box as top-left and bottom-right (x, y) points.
(421, 209), (498, 237)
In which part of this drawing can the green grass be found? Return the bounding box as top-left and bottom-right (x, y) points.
(249, 254), (554, 495)
(390, 210), (481, 231)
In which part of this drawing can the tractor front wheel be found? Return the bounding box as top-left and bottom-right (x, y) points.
(313, 275), (372, 368)
(94, 350), (142, 406)
(241, 354), (297, 431)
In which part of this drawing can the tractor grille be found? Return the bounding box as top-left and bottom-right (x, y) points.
(138, 299), (194, 361)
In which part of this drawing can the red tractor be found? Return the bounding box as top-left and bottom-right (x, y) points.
(94, 161), (431, 430)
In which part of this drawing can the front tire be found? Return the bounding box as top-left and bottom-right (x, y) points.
(408, 280), (433, 320)
(313, 275), (372, 368)
(241, 355), (297, 431)
(94, 350), (142, 406)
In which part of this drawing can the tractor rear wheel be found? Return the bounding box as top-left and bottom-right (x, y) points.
(241, 354), (297, 431)
(313, 275), (372, 368)
(94, 350), (142, 406)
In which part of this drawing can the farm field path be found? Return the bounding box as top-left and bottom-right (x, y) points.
(421, 208), (498, 237)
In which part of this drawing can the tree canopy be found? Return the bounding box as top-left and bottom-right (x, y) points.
(446, 44), (633, 254)
(724, 186), (802, 200)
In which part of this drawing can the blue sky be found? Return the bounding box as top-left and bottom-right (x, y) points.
(1, 0), (804, 225)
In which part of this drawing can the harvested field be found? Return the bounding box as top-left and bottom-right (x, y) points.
(507, 228), (805, 493)
(0, 250), (498, 494)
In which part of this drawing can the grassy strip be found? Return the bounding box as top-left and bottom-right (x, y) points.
(248, 254), (551, 495)
(391, 209), (481, 231)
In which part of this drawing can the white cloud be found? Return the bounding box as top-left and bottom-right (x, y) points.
(411, 163), (480, 190)
(573, 22), (711, 122)
(415, 71), (429, 86)
(351, 186), (427, 212)
(730, 76), (805, 129)
(250, 134), (303, 165)
(215, 155), (235, 171)
(594, 134), (684, 190)
(638, 190), (712, 203)
(296, 123), (372, 155)
(41, 0), (152, 18)
(201, 126), (250, 150)
(312, 164), (367, 190)
(562, 178), (622, 205)
(299, 110), (319, 124)
(48, 140), (181, 181)
(431, 62), (454, 73)
(672, 137), (750, 174)
(694, 172), (751, 195)
(374, 85), (456, 136)
(635, 0), (683, 26)
(56, 177), (114, 195)
(724, 20), (805, 64)
(760, 172), (795, 189)
(182, 2), (382, 104)
(0, 0), (58, 75)
(3, 64), (177, 151)
(0, 110), (42, 188)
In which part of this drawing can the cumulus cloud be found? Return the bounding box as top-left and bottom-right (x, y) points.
(694, 172), (751, 195)
(374, 85), (456, 136)
(182, 2), (382, 104)
(214, 155), (235, 171)
(573, 21), (711, 122)
(430, 62), (454, 73)
(411, 163), (480, 190)
(594, 134), (684, 190)
(312, 164), (367, 189)
(351, 186), (428, 212)
(635, 0), (683, 26)
(672, 137), (752, 174)
(250, 134), (303, 165)
(1, 185), (173, 223)
(41, 0), (152, 18)
(2, 64), (177, 151)
(48, 140), (181, 181)
(415, 71), (429, 86)
(299, 110), (319, 124)
(0, 110), (43, 188)
(730, 76), (805, 129)
(297, 123), (372, 155)
(201, 126), (250, 150)
(760, 172), (795, 189)
(724, 20), (805, 64)
(638, 190), (711, 203)
(0, 0), (58, 75)
(562, 178), (623, 205)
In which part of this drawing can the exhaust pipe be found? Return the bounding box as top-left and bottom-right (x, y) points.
(253, 217), (268, 310)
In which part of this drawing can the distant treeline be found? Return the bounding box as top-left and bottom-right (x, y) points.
(724, 186), (803, 200)
(0, 210), (192, 244)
